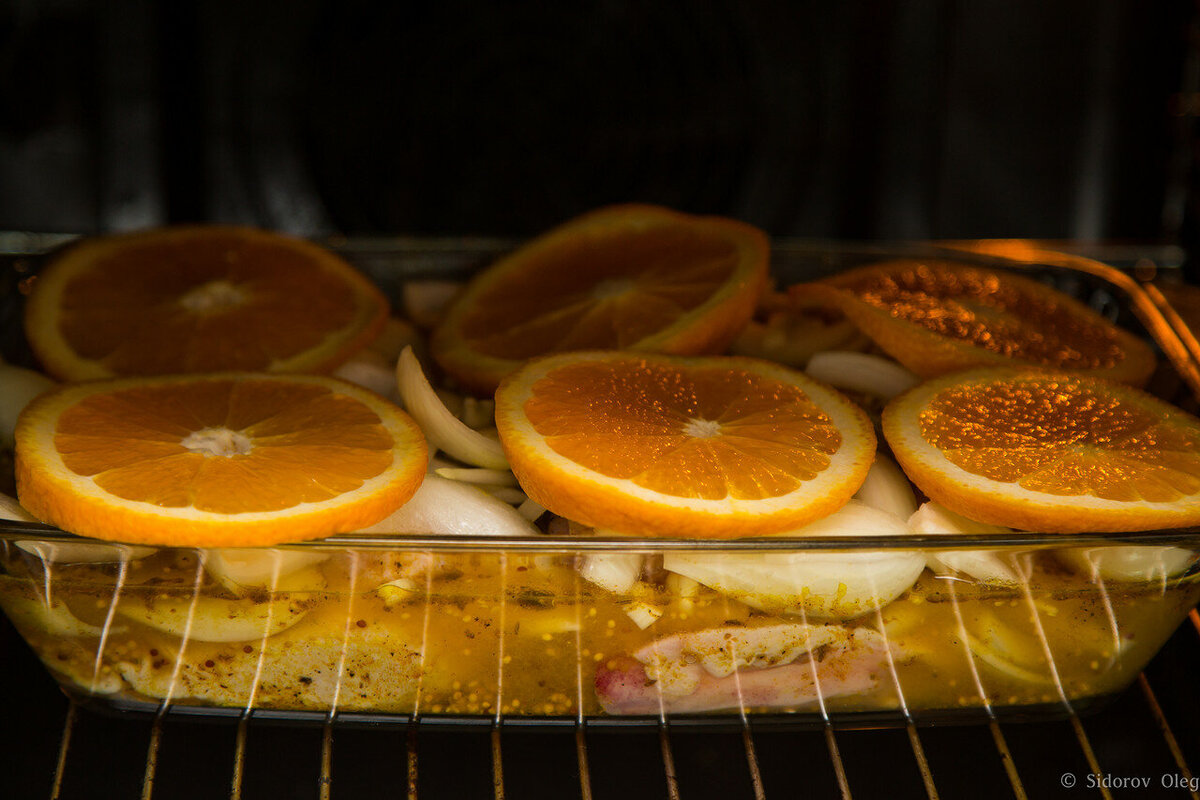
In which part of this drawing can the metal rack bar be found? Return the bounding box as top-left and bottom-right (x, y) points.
(905, 724), (940, 800)
(1069, 714), (1114, 800)
(140, 714), (163, 800)
(491, 725), (505, 800)
(231, 717), (249, 800)
(987, 721), (1029, 800)
(407, 722), (420, 800)
(659, 724), (681, 800)
(1139, 674), (1199, 799)
(576, 726), (594, 800)
(49, 701), (77, 800)
(741, 721), (766, 800)
(824, 726), (853, 800)
(320, 723), (334, 800)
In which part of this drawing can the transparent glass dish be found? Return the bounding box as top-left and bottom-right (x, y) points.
(1, 239), (1198, 728)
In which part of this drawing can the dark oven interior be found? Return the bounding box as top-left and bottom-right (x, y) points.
(4, 2), (1200, 798)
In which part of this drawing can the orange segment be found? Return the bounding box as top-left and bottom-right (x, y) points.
(24, 226), (389, 380)
(495, 351), (876, 538)
(15, 373), (428, 546)
(432, 204), (769, 392)
(883, 367), (1200, 532)
(793, 259), (1156, 386)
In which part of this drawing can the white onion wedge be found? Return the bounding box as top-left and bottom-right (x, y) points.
(579, 552), (644, 595)
(333, 350), (398, 399)
(434, 467), (519, 486)
(1, 595), (108, 638)
(0, 491), (37, 522)
(909, 502), (1020, 584)
(624, 599), (664, 629)
(396, 347), (509, 469)
(203, 550), (329, 594)
(854, 453), (918, 519)
(663, 501), (925, 620)
(516, 498), (547, 522)
(117, 593), (311, 642)
(1056, 546), (1196, 583)
(356, 473), (540, 537)
(0, 363), (55, 448)
(805, 351), (918, 400)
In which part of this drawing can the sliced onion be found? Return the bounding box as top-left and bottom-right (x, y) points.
(0, 491), (37, 522)
(434, 467), (518, 486)
(624, 599), (665, 629)
(579, 553), (645, 595)
(0, 363), (55, 448)
(854, 453), (917, 519)
(663, 501), (925, 620)
(1056, 546), (1196, 582)
(805, 351), (918, 400)
(516, 497), (547, 522)
(909, 502), (1020, 584)
(479, 486), (528, 505)
(203, 549), (329, 594)
(333, 350), (398, 399)
(356, 473), (540, 537)
(1, 595), (108, 638)
(117, 593), (311, 642)
(396, 347), (509, 469)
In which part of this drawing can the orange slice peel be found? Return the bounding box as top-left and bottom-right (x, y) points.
(494, 351), (877, 538)
(15, 373), (428, 546)
(24, 225), (389, 380)
(431, 204), (769, 393)
(883, 367), (1200, 533)
(793, 259), (1156, 386)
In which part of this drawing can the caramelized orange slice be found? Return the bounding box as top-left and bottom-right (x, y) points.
(15, 373), (428, 546)
(883, 368), (1200, 532)
(431, 205), (769, 393)
(24, 226), (389, 380)
(495, 351), (876, 537)
(794, 260), (1156, 386)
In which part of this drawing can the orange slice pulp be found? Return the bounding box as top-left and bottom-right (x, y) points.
(793, 259), (1156, 386)
(883, 368), (1200, 533)
(494, 351), (876, 538)
(24, 225), (389, 380)
(431, 204), (769, 393)
(15, 373), (428, 546)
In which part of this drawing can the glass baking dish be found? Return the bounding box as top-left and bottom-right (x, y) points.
(1, 238), (1198, 729)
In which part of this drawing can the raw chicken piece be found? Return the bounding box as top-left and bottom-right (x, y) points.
(595, 622), (890, 714)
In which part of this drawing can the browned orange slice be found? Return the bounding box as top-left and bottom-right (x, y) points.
(794, 260), (1156, 386)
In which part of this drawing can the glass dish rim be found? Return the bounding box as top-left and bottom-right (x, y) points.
(2, 519), (1199, 552)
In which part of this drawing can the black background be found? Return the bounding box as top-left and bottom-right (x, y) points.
(1, 0), (1198, 255)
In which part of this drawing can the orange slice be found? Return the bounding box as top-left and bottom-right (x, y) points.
(431, 204), (769, 393)
(494, 351), (876, 538)
(24, 225), (389, 380)
(15, 373), (428, 546)
(794, 259), (1156, 386)
(883, 368), (1200, 533)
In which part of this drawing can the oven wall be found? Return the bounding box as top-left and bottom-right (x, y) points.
(0, 0), (1195, 251)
